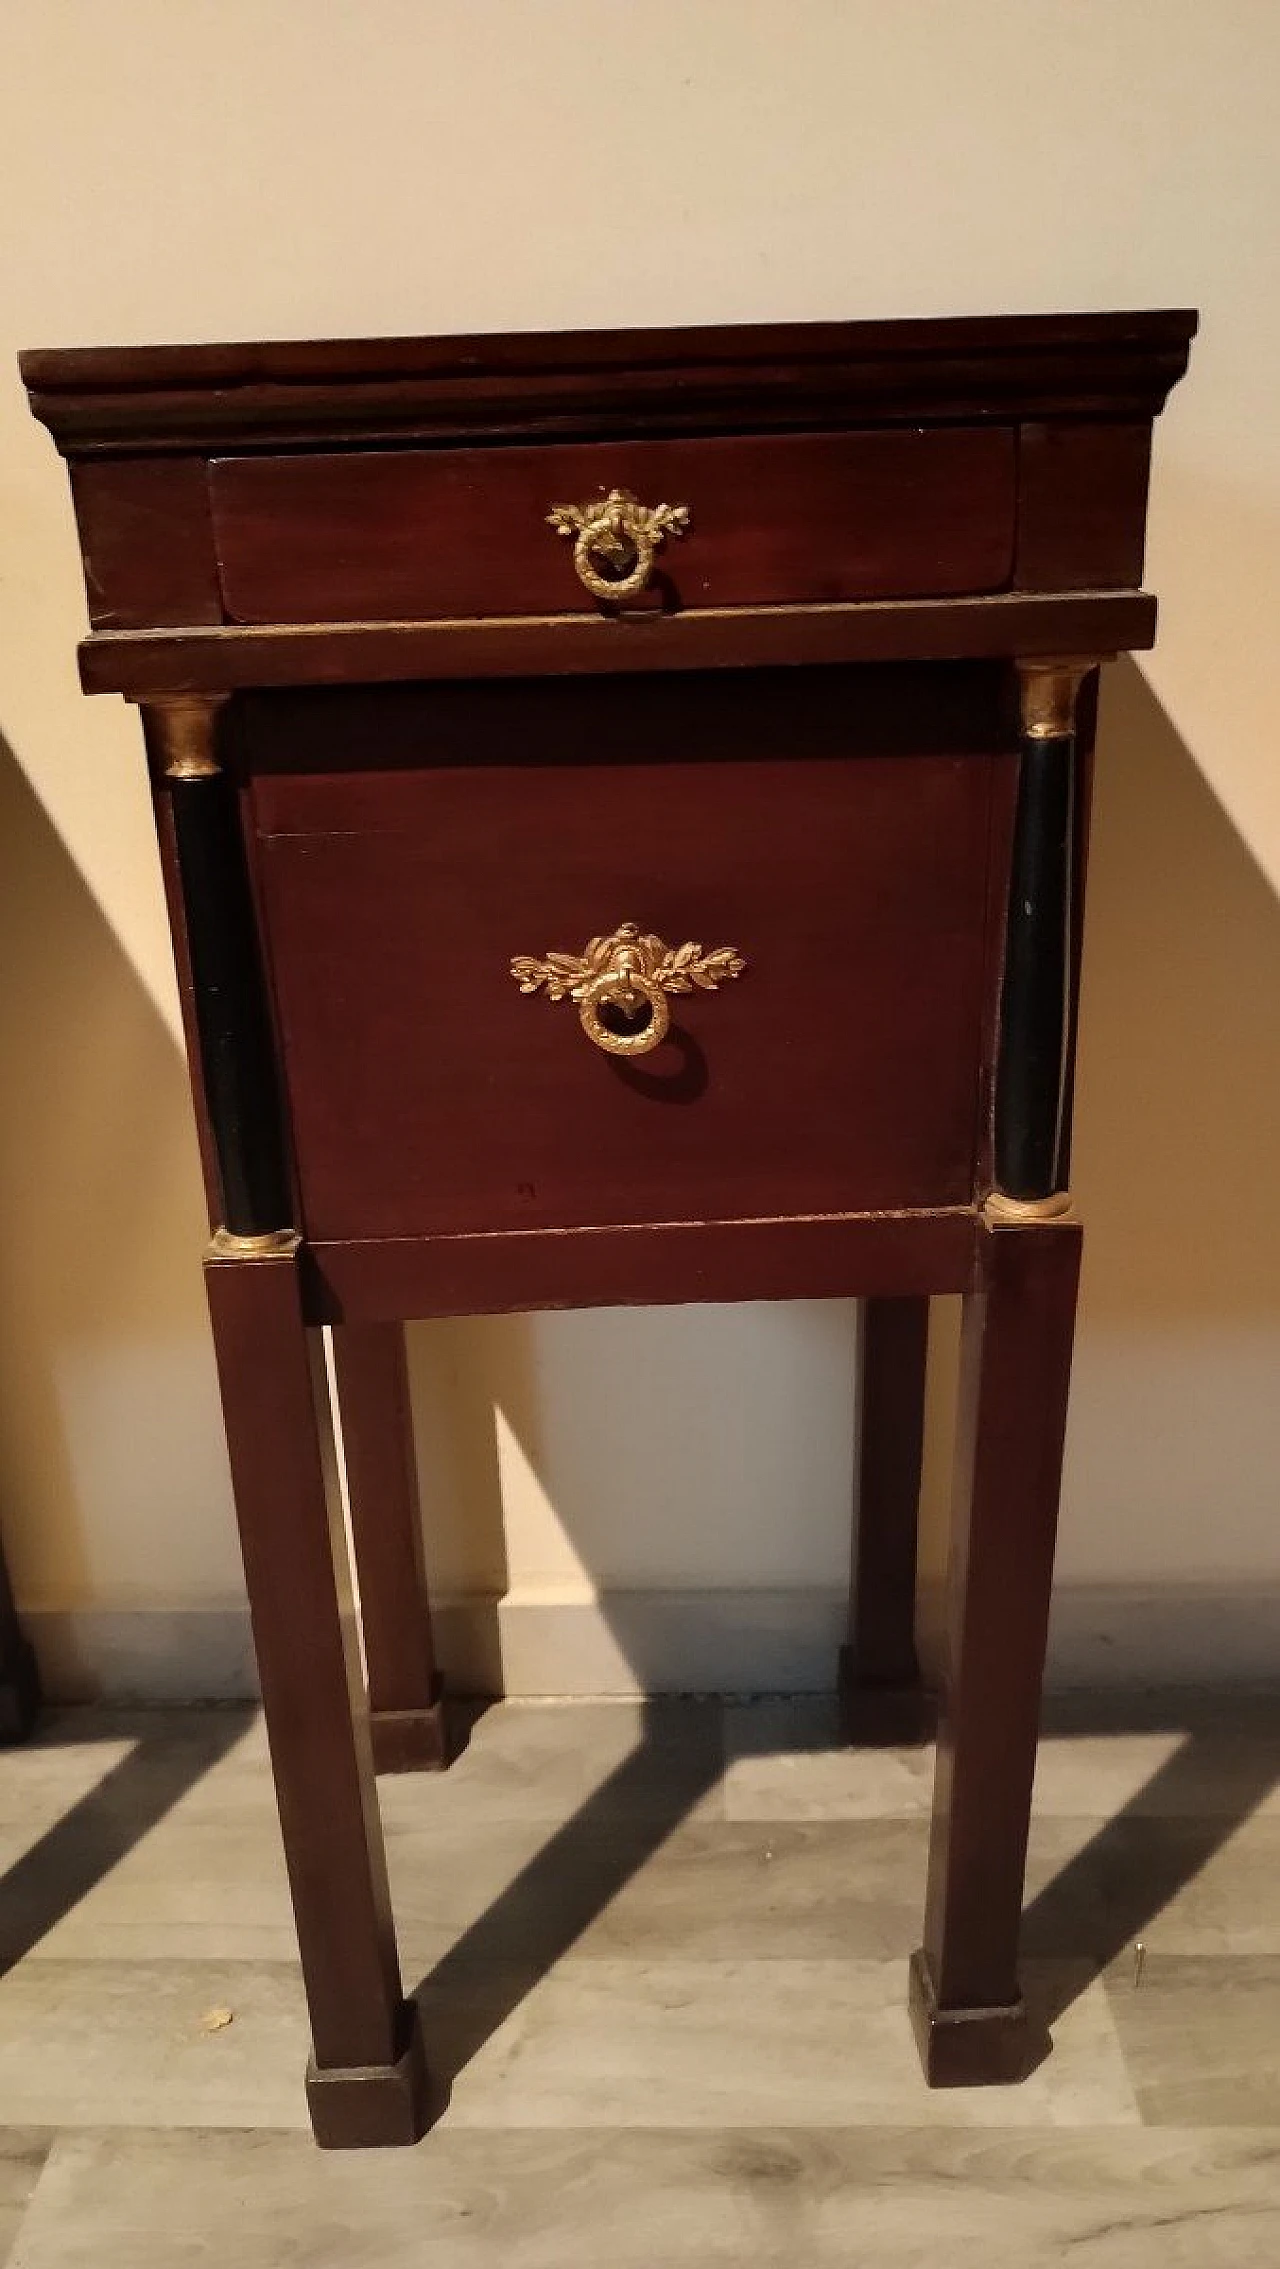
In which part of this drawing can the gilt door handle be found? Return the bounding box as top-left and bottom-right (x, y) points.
(546, 489), (691, 603)
(511, 922), (745, 1058)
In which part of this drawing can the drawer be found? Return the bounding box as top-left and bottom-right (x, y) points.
(212, 428), (1016, 624)
(246, 669), (1010, 1244)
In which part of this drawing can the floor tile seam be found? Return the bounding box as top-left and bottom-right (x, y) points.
(0, 1956), (307, 1982)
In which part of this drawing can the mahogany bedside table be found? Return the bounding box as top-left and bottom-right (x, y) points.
(24, 310), (1195, 2145)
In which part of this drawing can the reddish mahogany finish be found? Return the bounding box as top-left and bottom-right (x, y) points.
(23, 309), (1195, 2146)
(22, 311), (1193, 651)
(69, 457), (222, 629)
(330, 1324), (446, 1772)
(841, 1295), (932, 1742)
(76, 589), (1160, 699)
(20, 309), (1195, 452)
(304, 1209), (978, 1327)
(246, 668), (1008, 1243)
(913, 1215), (1082, 2083)
(202, 1242), (426, 2140)
(210, 428), (1016, 623)
(1012, 421), (1153, 591)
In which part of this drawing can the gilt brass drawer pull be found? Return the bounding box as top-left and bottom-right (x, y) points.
(511, 922), (745, 1059)
(546, 488), (691, 603)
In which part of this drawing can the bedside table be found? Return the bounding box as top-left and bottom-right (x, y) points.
(24, 309), (1195, 2145)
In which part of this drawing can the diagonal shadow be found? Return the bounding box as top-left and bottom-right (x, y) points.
(400, 659), (1280, 2090)
(402, 1686), (1280, 2101)
(0, 1692), (1271, 2101)
(408, 1697), (723, 2104)
(1022, 1693), (1280, 2031)
(0, 1708), (252, 1977)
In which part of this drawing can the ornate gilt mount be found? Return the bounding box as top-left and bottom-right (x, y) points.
(511, 922), (745, 1058)
(547, 488), (691, 603)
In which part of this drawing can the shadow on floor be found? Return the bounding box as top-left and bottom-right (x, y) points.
(410, 1696), (725, 2103)
(0, 1708), (253, 1978)
(406, 1684), (1280, 2101)
(0, 1687), (1276, 2098)
(1024, 1690), (1280, 2032)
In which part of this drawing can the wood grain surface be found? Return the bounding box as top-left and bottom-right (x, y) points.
(247, 668), (1010, 1243)
(210, 428), (1016, 624)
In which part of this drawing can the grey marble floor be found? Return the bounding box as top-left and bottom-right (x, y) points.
(0, 1691), (1279, 2262)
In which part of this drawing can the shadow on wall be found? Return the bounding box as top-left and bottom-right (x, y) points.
(414, 657), (1280, 1695)
(1076, 656), (1280, 1328)
(0, 731), (247, 1696)
(410, 1298), (857, 1694)
(2, 656), (1280, 1705)
(918, 656), (1280, 1676)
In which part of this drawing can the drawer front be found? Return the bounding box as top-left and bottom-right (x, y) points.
(212, 428), (1015, 625)
(247, 670), (1007, 1245)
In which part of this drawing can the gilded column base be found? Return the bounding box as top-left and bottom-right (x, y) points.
(983, 1190), (1074, 1227)
(207, 1226), (301, 1260)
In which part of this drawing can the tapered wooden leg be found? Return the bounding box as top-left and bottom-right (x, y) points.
(331, 1324), (448, 1773)
(910, 1214), (1081, 2086)
(840, 1296), (933, 1743)
(205, 1240), (430, 2146)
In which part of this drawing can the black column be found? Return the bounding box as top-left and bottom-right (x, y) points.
(993, 665), (1089, 1204)
(144, 698), (292, 1238)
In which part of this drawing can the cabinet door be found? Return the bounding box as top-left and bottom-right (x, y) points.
(246, 665), (1012, 1242)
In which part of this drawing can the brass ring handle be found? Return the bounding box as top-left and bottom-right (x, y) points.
(511, 922), (745, 1059)
(546, 489), (691, 604)
(578, 968), (671, 1058)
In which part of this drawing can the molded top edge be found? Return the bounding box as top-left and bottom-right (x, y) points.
(21, 309), (1198, 391)
(21, 310), (1198, 456)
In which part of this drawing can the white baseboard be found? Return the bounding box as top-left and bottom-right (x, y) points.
(25, 1608), (260, 1705)
(1045, 1583), (1280, 1691)
(20, 1583), (1280, 1705)
(429, 1588), (848, 1697)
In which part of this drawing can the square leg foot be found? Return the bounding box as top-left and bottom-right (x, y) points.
(370, 1682), (449, 1774)
(908, 1948), (1031, 2087)
(837, 1647), (936, 1747)
(306, 2004), (432, 2147)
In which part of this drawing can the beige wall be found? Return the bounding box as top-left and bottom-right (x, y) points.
(1, 2), (1278, 1690)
